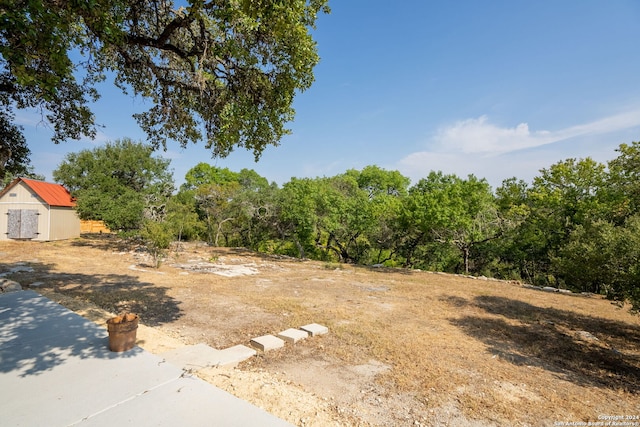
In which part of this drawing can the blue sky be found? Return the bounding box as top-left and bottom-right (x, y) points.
(19, 0), (640, 190)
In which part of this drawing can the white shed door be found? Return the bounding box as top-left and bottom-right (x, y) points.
(7, 209), (39, 239)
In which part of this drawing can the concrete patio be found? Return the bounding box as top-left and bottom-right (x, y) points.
(0, 290), (293, 426)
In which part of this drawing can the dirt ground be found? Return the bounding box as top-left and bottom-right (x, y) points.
(2, 235), (639, 426)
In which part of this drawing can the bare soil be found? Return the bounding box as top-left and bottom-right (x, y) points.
(2, 235), (639, 426)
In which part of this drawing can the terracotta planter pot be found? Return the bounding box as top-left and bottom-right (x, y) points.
(106, 313), (139, 352)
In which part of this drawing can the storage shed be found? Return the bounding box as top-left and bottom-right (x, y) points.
(0, 177), (80, 241)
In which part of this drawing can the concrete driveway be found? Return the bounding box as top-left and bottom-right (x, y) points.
(0, 290), (293, 426)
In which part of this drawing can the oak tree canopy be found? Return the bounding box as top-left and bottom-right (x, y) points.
(0, 0), (329, 169)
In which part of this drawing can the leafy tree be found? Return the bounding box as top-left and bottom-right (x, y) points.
(492, 178), (534, 280)
(229, 173), (278, 249)
(314, 174), (377, 264)
(402, 172), (500, 274)
(0, 111), (31, 182)
(607, 141), (640, 223)
(436, 175), (500, 274)
(235, 187), (276, 249)
(195, 181), (240, 246)
(345, 166), (409, 264)
(277, 177), (320, 258)
(0, 0), (99, 145)
(525, 157), (607, 286)
(237, 168), (271, 193)
(530, 157), (607, 226)
(276, 169), (404, 263)
(347, 165), (410, 199)
(182, 163), (273, 246)
(140, 218), (175, 268)
(555, 216), (640, 311)
(1, 0), (329, 157)
(606, 215), (640, 312)
(165, 190), (204, 243)
(53, 138), (174, 231)
(182, 163), (240, 191)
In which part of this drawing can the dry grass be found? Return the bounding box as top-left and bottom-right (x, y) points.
(2, 235), (639, 426)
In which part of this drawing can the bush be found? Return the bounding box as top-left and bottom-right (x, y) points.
(140, 220), (174, 267)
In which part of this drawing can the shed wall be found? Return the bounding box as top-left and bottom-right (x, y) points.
(49, 207), (81, 240)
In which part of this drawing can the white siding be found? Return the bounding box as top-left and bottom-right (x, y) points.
(49, 207), (80, 240)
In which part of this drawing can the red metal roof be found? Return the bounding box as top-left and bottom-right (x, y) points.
(0, 178), (76, 207)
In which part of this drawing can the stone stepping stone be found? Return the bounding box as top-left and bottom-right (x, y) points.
(160, 343), (256, 370)
(277, 328), (308, 344)
(216, 344), (257, 368)
(160, 343), (224, 371)
(250, 334), (285, 352)
(300, 323), (329, 336)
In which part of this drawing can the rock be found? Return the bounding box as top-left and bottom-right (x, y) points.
(542, 286), (559, 292)
(9, 265), (34, 273)
(29, 282), (45, 288)
(576, 331), (599, 341)
(0, 279), (22, 293)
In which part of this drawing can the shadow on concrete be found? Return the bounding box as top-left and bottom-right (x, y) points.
(447, 295), (640, 393)
(0, 291), (143, 377)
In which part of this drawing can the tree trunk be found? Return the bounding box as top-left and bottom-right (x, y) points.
(294, 237), (305, 259)
(0, 145), (11, 181)
(463, 246), (470, 274)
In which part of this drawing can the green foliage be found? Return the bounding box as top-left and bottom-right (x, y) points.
(0, 0), (99, 144)
(181, 163), (276, 249)
(554, 216), (640, 311)
(401, 172), (501, 273)
(607, 141), (640, 222)
(194, 181), (240, 246)
(140, 219), (175, 268)
(182, 163), (241, 191)
(165, 190), (204, 242)
(277, 177), (321, 258)
(53, 138), (174, 231)
(0, 111), (31, 182)
(1, 0), (329, 160)
(492, 158), (609, 285)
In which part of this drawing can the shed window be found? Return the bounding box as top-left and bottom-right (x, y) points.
(9, 193), (16, 197)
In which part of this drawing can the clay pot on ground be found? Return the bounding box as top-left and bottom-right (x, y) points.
(106, 313), (139, 352)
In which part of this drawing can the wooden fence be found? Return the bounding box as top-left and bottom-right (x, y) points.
(80, 220), (111, 234)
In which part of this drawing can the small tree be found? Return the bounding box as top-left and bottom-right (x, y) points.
(139, 219), (174, 268)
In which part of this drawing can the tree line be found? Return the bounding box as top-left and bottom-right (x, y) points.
(50, 138), (640, 312)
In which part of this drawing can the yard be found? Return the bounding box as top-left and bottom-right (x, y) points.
(2, 235), (639, 426)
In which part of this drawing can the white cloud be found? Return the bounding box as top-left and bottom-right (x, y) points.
(432, 115), (547, 154)
(552, 110), (640, 142)
(430, 110), (640, 156)
(397, 109), (640, 188)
